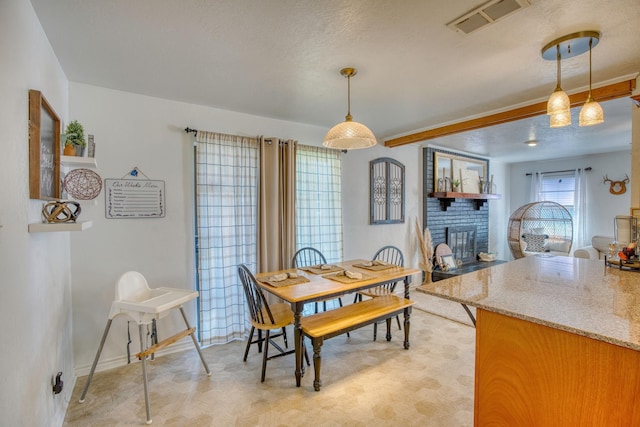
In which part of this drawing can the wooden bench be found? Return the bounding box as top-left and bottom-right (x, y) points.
(301, 295), (414, 391)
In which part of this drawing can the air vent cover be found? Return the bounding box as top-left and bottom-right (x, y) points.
(447, 0), (531, 34)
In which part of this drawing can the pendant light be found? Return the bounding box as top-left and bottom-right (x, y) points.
(579, 36), (604, 126)
(541, 31), (601, 129)
(323, 67), (376, 150)
(546, 44), (571, 127)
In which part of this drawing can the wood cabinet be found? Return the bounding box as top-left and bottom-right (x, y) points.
(475, 309), (640, 426)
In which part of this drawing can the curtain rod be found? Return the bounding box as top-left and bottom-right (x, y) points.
(525, 167), (591, 176)
(185, 127), (197, 134)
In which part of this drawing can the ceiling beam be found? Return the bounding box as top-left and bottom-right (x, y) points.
(384, 79), (637, 148)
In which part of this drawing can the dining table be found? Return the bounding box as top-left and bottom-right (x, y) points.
(255, 259), (421, 387)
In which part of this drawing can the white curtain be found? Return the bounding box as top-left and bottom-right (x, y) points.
(195, 131), (259, 345)
(574, 168), (588, 249)
(529, 172), (542, 202)
(295, 145), (343, 263)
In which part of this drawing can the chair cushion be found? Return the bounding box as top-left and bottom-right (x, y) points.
(522, 233), (548, 252)
(544, 239), (571, 253)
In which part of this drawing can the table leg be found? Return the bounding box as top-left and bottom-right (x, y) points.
(293, 302), (303, 387)
(403, 276), (411, 350)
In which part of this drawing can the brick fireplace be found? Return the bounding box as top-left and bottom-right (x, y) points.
(422, 147), (489, 263)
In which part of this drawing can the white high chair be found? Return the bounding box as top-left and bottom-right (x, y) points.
(79, 271), (211, 424)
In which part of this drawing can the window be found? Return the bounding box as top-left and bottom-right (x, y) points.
(537, 172), (576, 217)
(295, 145), (343, 263)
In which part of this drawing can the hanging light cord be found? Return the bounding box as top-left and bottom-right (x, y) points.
(345, 74), (352, 121)
(587, 37), (593, 97)
(555, 44), (562, 90)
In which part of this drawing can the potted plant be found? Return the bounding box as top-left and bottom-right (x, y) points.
(62, 120), (86, 156)
(451, 179), (461, 192)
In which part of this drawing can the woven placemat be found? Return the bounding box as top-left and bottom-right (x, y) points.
(352, 262), (395, 271)
(299, 264), (344, 274)
(323, 271), (374, 284)
(259, 275), (310, 288)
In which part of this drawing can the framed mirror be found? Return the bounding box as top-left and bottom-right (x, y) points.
(29, 89), (61, 200)
(433, 151), (487, 193)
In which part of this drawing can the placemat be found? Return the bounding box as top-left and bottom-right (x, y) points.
(259, 275), (310, 288)
(352, 262), (395, 271)
(323, 271), (374, 284)
(299, 264), (344, 274)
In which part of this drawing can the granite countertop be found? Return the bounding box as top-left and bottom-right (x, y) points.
(416, 255), (640, 351)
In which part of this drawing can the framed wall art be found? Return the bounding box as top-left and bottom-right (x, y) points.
(29, 89), (61, 200)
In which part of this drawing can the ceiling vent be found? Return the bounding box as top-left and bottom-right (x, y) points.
(447, 0), (531, 34)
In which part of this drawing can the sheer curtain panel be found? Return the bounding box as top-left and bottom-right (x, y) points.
(296, 145), (343, 263)
(195, 131), (259, 345)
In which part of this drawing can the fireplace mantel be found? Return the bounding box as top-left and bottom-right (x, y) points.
(428, 192), (501, 210)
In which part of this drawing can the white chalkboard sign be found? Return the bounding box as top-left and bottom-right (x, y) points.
(105, 179), (165, 219)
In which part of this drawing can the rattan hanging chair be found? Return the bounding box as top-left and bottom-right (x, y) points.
(507, 201), (573, 259)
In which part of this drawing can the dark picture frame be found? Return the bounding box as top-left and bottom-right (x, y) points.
(29, 89), (61, 200)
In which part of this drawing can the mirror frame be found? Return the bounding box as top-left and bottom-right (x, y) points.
(433, 151), (487, 193)
(29, 89), (61, 200)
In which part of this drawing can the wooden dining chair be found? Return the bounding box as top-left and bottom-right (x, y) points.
(292, 247), (344, 313)
(238, 264), (307, 382)
(354, 245), (404, 340)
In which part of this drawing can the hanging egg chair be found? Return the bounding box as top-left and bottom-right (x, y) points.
(507, 201), (573, 259)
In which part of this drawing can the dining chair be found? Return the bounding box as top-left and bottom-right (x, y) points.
(292, 247), (344, 313)
(354, 245), (404, 340)
(238, 264), (308, 382)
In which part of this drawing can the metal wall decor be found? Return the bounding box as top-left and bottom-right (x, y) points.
(64, 168), (103, 200)
(370, 157), (404, 224)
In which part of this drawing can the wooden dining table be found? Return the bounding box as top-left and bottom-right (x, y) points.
(255, 259), (421, 387)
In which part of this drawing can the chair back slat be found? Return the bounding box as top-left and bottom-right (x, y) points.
(292, 247), (327, 268)
(372, 246), (404, 292)
(373, 245), (404, 266)
(238, 264), (276, 326)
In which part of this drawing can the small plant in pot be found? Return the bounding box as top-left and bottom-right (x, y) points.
(62, 120), (86, 156)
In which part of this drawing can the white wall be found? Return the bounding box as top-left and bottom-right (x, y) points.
(0, 1), (72, 426)
(68, 83), (329, 373)
(508, 150), (631, 242)
(341, 143), (423, 269)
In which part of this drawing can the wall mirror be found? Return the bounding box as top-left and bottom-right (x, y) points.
(29, 89), (61, 200)
(433, 151), (487, 193)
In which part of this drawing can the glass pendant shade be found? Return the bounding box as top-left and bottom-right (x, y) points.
(550, 111), (572, 128)
(579, 96), (604, 126)
(578, 36), (604, 126)
(323, 118), (377, 149)
(547, 88), (571, 116)
(323, 67), (376, 150)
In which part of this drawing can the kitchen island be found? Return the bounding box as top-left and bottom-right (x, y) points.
(417, 254), (640, 426)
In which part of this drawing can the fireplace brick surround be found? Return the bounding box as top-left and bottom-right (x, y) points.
(423, 147), (490, 261)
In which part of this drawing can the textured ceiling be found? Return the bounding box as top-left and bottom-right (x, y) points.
(30, 0), (640, 162)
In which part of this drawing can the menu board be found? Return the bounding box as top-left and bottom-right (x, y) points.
(105, 179), (165, 219)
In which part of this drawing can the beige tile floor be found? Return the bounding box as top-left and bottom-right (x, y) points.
(64, 308), (475, 426)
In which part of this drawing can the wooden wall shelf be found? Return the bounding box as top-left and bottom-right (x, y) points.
(60, 156), (98, 168)
(428, 192), (501, 210)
